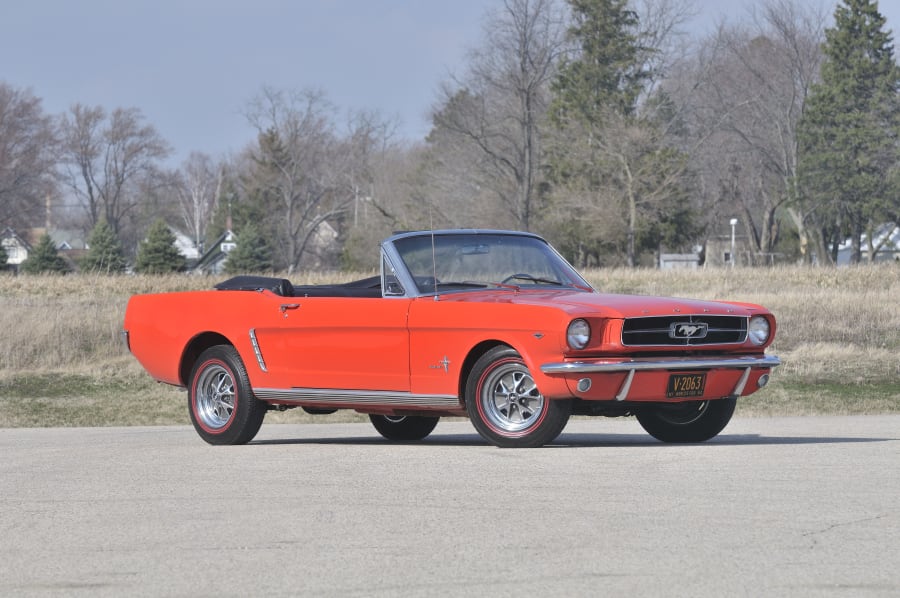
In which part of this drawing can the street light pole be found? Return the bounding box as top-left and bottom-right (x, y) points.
(729, 218), (738, 268)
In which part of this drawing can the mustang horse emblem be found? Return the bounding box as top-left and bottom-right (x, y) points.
(670, 322), (709, 339)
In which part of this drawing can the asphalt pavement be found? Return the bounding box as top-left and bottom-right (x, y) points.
(2, 416), (899, 597)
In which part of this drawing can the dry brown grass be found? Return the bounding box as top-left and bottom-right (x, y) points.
(1, 265), (897, 427)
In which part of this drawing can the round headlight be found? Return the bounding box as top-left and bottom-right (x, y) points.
(567, 319), (591, 350)
(748, 316), (771, 346)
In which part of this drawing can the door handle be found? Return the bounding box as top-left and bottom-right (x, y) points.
(280, 303), (300, 317)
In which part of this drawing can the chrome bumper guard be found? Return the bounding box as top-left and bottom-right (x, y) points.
(540, 355), (781, 402)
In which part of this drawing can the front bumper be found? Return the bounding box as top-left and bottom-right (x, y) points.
(540, 355), (781, 402)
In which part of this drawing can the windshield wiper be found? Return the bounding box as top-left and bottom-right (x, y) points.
(501, 274), (564, 286)
(434, 281), (489, 289)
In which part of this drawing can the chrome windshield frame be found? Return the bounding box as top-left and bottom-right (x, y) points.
(380, 229), (593, 299)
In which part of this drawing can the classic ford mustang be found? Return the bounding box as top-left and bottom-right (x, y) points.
(123, 229), (780, 447)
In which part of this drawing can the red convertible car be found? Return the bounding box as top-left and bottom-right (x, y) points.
(123, 229), (780, 448)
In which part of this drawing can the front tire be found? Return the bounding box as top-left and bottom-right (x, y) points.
(369, 415), (440, 441)
(188, 345), (266, 445)
(466, 346), (570, 448)
(635, 398), (736, 443)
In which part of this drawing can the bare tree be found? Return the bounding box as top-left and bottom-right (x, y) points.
(430, 0), (566, 231)
(671, 0), (826, 263)
(175, 152), (222, 252)
(544, 0), (698, 267)
(59, 104), (171, 236)
(634, 0), (697, 99)
(244, 87), (343, 272)
(340, 143), (423, 269)
(338, 109), (398, 227)
(0, 83), (58, 230)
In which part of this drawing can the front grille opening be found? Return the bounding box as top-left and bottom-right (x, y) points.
(622, 315), (747, 347)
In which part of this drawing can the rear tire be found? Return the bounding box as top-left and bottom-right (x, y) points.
(635, 398), (736, 443)
(465, 346), (570, 448)
(188, 345), (266, 445)
(369, 415), (440, 441)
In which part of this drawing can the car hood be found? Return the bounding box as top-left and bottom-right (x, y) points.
(436, 288), (763, 318)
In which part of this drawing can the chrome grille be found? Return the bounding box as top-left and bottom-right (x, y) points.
(622, 315), (747, 347)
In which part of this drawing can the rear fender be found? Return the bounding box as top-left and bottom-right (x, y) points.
(179, 332), (233, 387)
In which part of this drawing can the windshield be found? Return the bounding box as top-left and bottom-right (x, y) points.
(391, 233), (591, 294)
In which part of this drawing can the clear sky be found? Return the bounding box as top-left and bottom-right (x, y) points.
(2, 0), (898, 167)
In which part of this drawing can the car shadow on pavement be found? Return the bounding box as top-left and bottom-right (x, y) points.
(252, 434), (486, 446)
(251, 432), (892, 447)
(555, 432), (892, 447)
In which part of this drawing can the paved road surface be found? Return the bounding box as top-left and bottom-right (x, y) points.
(2, 416), (899, 597)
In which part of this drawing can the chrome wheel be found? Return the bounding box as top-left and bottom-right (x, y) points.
(188, 346), (266, 445)
(478, 358), (545, 434)
(194, 362), (236, 430)
(466, 347), (571, 448)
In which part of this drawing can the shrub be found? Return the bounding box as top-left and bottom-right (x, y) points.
(134, 220), (186, 274)
(80, 219), (127, 274)
(20, 234), (70, 274)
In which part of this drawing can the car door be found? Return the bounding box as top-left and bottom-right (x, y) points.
(253, 296), (412, 392)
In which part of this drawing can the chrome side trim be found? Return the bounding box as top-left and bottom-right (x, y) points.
(729, 367), (752, 398)
(253, 387), (460, 409)
(248, 329), (267, 372)
(615, 369), (635, 402)
(541, 355), (781, 375)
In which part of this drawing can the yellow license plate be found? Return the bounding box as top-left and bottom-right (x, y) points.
(666, 373), (706, 398)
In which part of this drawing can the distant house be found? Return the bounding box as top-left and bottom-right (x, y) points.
(48, 228), (88, 267)
(192, 221), (341, 275)
(192, 229), (236, 275)
(704, 236), (742, 268)
(659, 253), (700, 270)
(1, 227), (89, 273)
(168, 226), (202, 267)
(837, 223), (900, 265)
(48, 229), (87, 252)
(305, 220), (340, 269)
(1, 227), (32, 273)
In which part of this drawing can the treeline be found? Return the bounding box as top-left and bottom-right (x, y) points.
(1, 0), (899, 274)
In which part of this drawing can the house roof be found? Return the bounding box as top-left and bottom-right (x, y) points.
(168, 226), (201, 260)
(1, 227), (32, 250)
(49, 229), (88, 251)
(192, 230), (235, 271)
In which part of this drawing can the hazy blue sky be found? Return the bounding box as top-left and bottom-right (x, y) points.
(2, 0), (898, 166)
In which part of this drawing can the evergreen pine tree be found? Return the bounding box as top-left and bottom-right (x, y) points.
(20, 234), (70, 274)
(80, 218), (127, 273)
(224, 223), (273, 273)
(798, 0), (900, 263)
(550, 0), (648, 124)
(545, 0), (691, 267)
(134, 220), (187, 274)
(0, 242), (8, 271)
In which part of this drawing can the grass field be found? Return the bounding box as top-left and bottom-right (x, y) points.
(1, 265), (898, 428)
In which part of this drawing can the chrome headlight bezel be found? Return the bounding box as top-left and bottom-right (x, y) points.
(567, 318), (591, 350)
(748, 316), (771, 346)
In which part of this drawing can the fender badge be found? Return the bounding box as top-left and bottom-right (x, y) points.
(429, 356), (451, 373)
